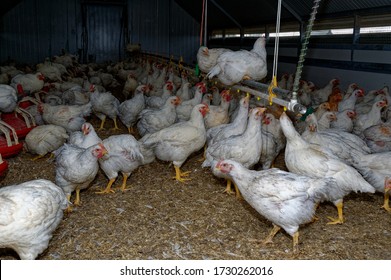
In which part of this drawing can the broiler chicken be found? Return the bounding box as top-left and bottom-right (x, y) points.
(118, 84), (147, 134)
(337, 89), (364, 112)
(362, 121), (391, 153)
(141, 103), (209, 182)
(0, 179), (67, 260)
(176, 82), (206, 122)
(206, 94), (250, 147)
(54, 142), (107, 211)
(353, 99), (388, 136)
(203, 107), (266, 196)
(212, 160), (337, 253)
(197, 46), (230, 73)
(311, 78), (340, 106)
(90, 88), (120, 130)
(38, 102), (92, 133)
(204, 89), (231, 129)
(145, 81), (173, 109)
(96, 134), (144, 194)
(137, 95), (181, 137)
(330, 109), (356, 132)
(122, 73), (138, 99)
(10, 72), (45, 93)
(24, 125), (69, 160)
(68, 122), (102, 149)
(0, 85), (18, 113)
(280, 112), (375, 224)
(207, 37), (267, 86)
(352, 151), (391, 212)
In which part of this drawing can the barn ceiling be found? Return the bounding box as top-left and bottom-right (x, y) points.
(174, 0), (391, 30)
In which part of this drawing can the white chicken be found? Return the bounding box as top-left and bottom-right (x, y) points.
(24, 125), (69, 160)
(207, 37), (267, 86)
(212, 160), (337, 253)
(54, 142), (107, 211)
(0, 179), (67, 260)
(337, 89), (364, 112)
(96, 134), (144, 194)
(118, 84), (148, 134)
(141, 103), (209, 182)
(351, 152), (391, 212)
(204, 89), (231, 129)
(0, 85), (18, 113)
(137, 95), (181, 137)
(145, 81), (174, 109)
(353, 99), (388, 136)
(362, 121), (391, 153)
(311, 78), (340, 106)
(330, 109), (356, 132)
(10, 72), (45, 93)
(122, 73), (138, 99)
(196, 46), (230, 73)
(203, 107), (266, 196)
(38, 102), (92, 133)
(68, 122), (102, 149)
(280, 112), (375, 224)
(206, 94), (250, 147)
(90, 88), (120, 130)
(176, 82), (206, 121)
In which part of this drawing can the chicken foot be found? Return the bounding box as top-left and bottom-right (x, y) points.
(292, 231), (300, 254)
(98, 116), (107, 131)
(223, 180), (243, 199)
(382, 191), (390, 212)
(173, 166), (191, 183)
(95, 178), (116, 194)
(65, 194), (73, 213)
(118, 173), (131, 192)
(74, 188), (82, 206)
(263, 224), (281, 244)
(327, 200), (344, 225)
(112, 118), (120, 130)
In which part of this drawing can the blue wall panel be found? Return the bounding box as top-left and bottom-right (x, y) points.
(0, 0), (200, 65)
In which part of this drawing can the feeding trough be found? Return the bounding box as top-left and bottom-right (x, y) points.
(0, 153), (8, 176)
(0, 121), (24, 158)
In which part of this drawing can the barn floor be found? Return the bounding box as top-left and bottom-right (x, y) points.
(0, 117), (390, 260)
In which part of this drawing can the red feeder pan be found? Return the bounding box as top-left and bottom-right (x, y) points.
(0, 137), (23, 158)
(0, 157), (8, 176)
(1, 113), (36, 140)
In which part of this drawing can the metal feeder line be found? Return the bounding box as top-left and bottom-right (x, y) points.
(232, 80), (307, 114)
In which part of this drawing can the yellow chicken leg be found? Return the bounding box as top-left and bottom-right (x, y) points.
(128, 126), (135, 134)
(119, 173), (130, 192)
(65, 194), (73, 212)
(292, 231), (300, 254)
(233, 182), (243, 200)
(96, 178), (116, 194)
(112, 118), (120, 130)
(327, 200), (344, 224)
(382, 191), (390, 212)
(263, 224), (281, 244)
(31, 154), (45, 161)
(198, 144), (207, 162)
(173, 166), (191, 183)
(73, 188), (81, 206)
(99, 116), (106, 130)
(223, 179), (235, 195)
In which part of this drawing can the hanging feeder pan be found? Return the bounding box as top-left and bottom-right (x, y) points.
(0, 156), (8, 177)
(1, 113), (36, 140)
(0, 137), (23, 158)
(0, 121), (24, 158)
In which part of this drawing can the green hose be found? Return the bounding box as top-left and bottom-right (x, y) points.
(292, 0), (322, 94)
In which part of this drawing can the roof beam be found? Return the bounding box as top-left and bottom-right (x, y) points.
(209, 0), (242, 29)
(281, 1), (303, 23)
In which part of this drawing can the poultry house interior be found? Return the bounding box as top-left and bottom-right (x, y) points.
(1, 0), (391, 265)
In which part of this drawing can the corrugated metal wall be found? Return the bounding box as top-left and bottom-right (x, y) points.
(0, 0), (200, 65)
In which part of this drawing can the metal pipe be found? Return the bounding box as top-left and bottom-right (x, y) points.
(232, 83), (307, 114)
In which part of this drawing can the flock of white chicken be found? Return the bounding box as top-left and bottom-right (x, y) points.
(0, 36), (390, 258)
